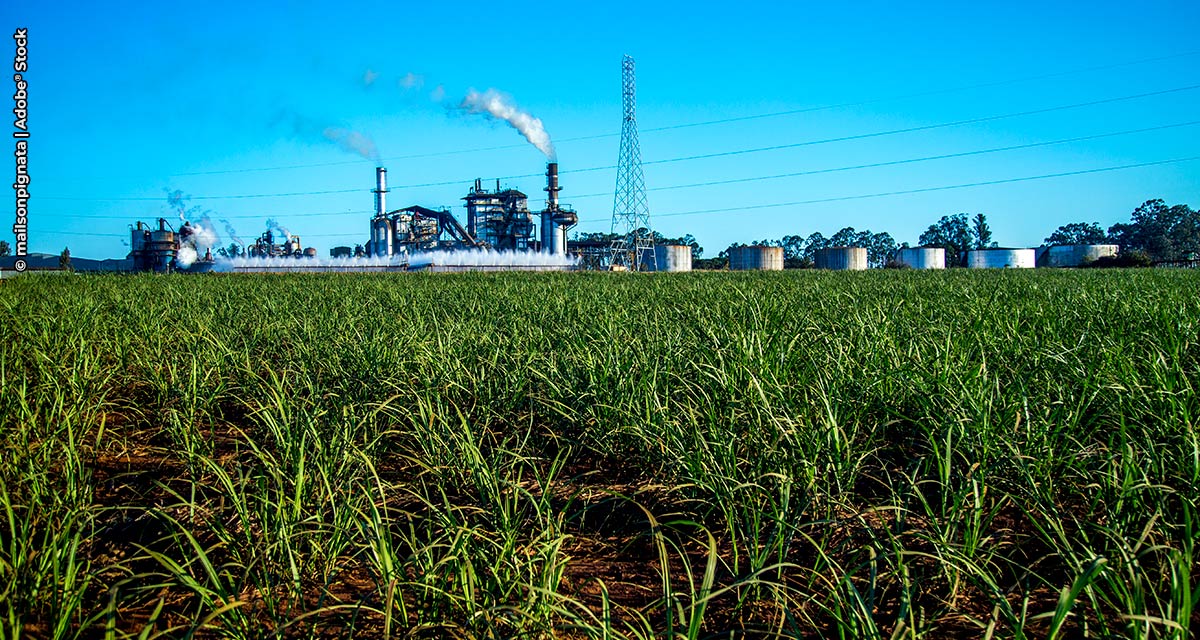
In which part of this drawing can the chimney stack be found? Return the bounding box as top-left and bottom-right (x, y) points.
(374, 167), (388, 217)
(545, 162), (560, 210)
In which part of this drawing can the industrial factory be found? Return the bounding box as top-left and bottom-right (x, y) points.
(127, 218), (222, 273)
(364, 163), (578, 260)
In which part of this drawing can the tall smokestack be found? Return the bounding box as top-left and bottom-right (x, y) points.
(541, 162), (565, 255)
(545, 162), (560, 210)
(374, 167), (388, 217)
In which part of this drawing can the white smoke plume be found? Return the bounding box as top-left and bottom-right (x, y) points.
(399, 72), (424, 90)
(220, 219), (246, 250)
(322, 127), (381, 163)
(214, 249), (576, 273)
(265, 218), (292, 241)
(166, 189), (188, 221)
(271, 109), (381, 162)
(189, 217), (219, 252)
(408, 248), (577, 269)
(458, 89), (556, 160)
(163, 189), (221, 267)
(177, 246), (199, 268)
(215, 254), (407, 273)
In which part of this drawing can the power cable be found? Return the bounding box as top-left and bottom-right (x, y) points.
(563, 120), (1200, 199)
(46, 81), (1196, 202)
(156, 49), (1200, 176)
(576, 156), (1200, 223)
(33, 156), (1198, 241)
(43, 117), (1200, 212)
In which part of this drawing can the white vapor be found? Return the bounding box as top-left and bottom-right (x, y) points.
(271, 109), (381, 162)
(458, 89), (555, 160)
(164, 189), (221, 268)
(408, 249), (576, 268)
(177, 246), (199, 268)
(322, 127), (380, 163)
(399, 72), (424, 89)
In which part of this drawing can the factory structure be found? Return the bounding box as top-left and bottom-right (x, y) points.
(362, 163), (579, 261)
(127, 218), (227, 273)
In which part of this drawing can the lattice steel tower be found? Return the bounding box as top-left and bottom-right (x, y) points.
(610, 55), (655, 271)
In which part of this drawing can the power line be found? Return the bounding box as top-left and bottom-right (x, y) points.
(153, 49), (1200, 177)
(575, 156), (1200, 223)
(219, 156), (1200, 235)
(563, 120), (1200, 199)
(40, 118), (1200, 217)
(39, 187), (364, 202)
(36, 156), (1200, 240)
(52, 209), (374, 221)
(39, 83), (1200, 204)
(637, 83), (1200, 167)
(343, 82), (1200, 189)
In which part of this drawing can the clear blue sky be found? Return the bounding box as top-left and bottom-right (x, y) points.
(6, 0), (1199, 259)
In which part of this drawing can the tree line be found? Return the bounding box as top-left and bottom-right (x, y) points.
(677, 199), (1196, 269)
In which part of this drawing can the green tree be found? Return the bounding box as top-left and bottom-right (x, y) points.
(972, 213), (993, 249)
(865, 231), (898, 268)
(0, 240), (10, 257)
(803, 232), (828, 261)
(919, 214), (973, 267)
(59, 247), (73, 271)
(1044, 222), (1107, 246)
(652, 232), (703, 260)
(1107, 199), (1200, 262)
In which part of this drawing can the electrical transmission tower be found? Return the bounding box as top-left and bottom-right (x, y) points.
(610, 54), (655, 271)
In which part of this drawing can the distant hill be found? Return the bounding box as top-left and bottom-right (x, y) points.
(1, 253), (134, 272)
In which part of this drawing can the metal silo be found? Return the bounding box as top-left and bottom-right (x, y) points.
(967, 248), (1036, 269)
(1036, 244), (1119, 267)
(654, 244), (693, 271)
(815, 247), (868, 270)
(895, 247), (945, 269)
(729, 245), (784, 271)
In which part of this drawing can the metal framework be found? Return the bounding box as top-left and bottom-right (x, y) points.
(610, 55), (655, 271)
(464, 179), (535, 252)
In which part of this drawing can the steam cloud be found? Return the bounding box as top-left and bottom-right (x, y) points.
(220, 219), (246, 249)
(458, 89), (555, 160)
(164, 189), (221, 268)
(322, 127), (381, 163)
(399, 72), (424, 90)
(272, 109), (381, 162)
(216, 249), (576, 273)
(265, 218), (292, 240)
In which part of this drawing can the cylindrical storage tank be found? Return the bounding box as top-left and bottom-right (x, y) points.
(371, 218), (392, 257)
(895, 247), (945, 269)
(815, 246), (868, 270)
(540, 214), (556, 254)
(654, 245), (693, 272)
(1038, 244), (1119, 267)
(729, 245), (784, 271)
(967, 248), (1036, 269)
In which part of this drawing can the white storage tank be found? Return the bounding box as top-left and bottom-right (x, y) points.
(815, 247), (868, 270)
(1037, 244), (1119, 267)
(654, 244), (692, 272)
(967, 248), (1035, 269)
(729, 245), (784, 271)
(895, 247), (945, 269)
